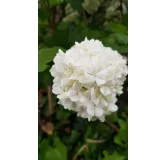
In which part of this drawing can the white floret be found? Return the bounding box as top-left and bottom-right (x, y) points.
(50, 38), (128, 122)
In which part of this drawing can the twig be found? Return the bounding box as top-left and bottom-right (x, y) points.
(110, 123), (119, 132)
(73, 144), (87, 160)
(86, 139), (105, 144)
(104, 122), (119, 132)
(73, 139), (105, 160)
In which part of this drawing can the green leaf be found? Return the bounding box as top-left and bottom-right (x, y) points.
(49, 0), (63, 6)
(38, 8), (49, 21)
(101, 36), (127, 54)
(105, 23), (128, 34)
(100, 151), (126, 160)
(68, 25), (85, 45)
(114, 118), (128, 148)
(46, 148), (65, 160)
(84, 126), (93, 140)
(38, 135), (67, 160)
(56, 107), (71, 120)
(38, 69), (53, 89)
(68, 130), (81, 144)
(68, 0), (83, 12)
(53, 138), (67, 160)
(39, 139), (50, 154)
(38, 47), (61, 72)
(112, 33), (128, 45)
(68, 24), (104, 46)
(101, 37), (116, 46)
(44, 28), (70, 48)
(38, 43), (47, 50)
(110, 43), (128, 54)
(122, 14), (128, 27)
(82, 28), (102, 39)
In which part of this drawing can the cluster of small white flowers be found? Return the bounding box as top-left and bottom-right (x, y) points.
(50, 38), (128, 122)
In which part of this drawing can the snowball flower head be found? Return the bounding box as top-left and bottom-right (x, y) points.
(50, 38), (127, 122)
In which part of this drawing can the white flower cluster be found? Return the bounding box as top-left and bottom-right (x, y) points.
(50, 38), (127, 122)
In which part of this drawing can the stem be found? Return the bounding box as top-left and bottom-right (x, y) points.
(48, 85), (54, 116)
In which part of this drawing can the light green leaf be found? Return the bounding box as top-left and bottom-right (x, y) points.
(114, 135), (124, 147)
(39, 139), (49, 150)
(38, 47), (62, 72)
(53, 138), (67, 160)
(46, 148), (64, 160)
(114, 118), (128, 148)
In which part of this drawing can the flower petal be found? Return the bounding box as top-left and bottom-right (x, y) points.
(52, 86), (63, 94)
(87, 104), (95, 116)
(98, 115), (105, 122)
(108, 104), (118, 112)
(63, 99), (73, 110)
(95, 107), (103, 117)
(100, 86), (111, 96)
(55, 63), (67, 73)
(73, 82), (82, 92)
(96, 69), (108, 79)
(96, 78), (106, 86)
(70, 95), (79, 102)
(80, 110), (88, 118)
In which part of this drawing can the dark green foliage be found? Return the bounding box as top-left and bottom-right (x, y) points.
(38, 0), (128, 159)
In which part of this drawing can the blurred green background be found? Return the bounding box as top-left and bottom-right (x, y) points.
(38, 0), (128, 159)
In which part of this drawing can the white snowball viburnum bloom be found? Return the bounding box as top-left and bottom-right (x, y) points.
(50, 38), (128, 122)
